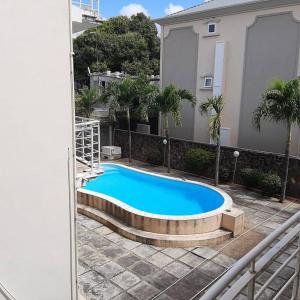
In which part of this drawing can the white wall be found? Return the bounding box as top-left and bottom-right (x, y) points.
(0, 1), (76, 300)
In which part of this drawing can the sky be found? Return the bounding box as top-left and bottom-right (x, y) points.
(99, 1), (204, 19)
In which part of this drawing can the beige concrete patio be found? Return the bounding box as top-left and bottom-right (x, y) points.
(77, 159), (300, 300)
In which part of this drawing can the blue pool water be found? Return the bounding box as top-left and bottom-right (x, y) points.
(83, 164), (225, 216)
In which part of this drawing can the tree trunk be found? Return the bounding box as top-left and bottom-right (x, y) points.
(215, 136), (221, 186)
(280, 122), (292, 202)
(127, 107), (132, 164)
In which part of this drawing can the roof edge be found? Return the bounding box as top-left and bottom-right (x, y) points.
(154, 0), (300, 25)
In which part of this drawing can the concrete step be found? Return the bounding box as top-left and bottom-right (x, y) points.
(77, 204), (232, 248)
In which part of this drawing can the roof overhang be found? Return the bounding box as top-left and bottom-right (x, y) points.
(154, 0), (300, 26)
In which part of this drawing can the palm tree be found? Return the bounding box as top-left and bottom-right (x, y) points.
(253, 78), (300, 202)
(152, 84), (195, 173)
(75, 86), (100, 118)
(101, 76), (158, 163)
(200, 95), (224, 186)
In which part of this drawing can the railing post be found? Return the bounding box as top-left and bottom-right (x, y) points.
(247, 260), (256, 300)
(292, 233), (300, 300)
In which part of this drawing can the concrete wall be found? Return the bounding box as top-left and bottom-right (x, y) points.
(162, 27), (198, 140)
(115, 130), (300, 199)
(160, 4), (300, 156)
(0, 1), (76, 300)
(238, 12), (300, 153)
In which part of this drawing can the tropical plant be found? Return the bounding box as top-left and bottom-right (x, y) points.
(101, 76), (159, 163)
(75, 86), (100, 118)
(200, 95), (224, 185)
(152, 84), (195, 173)
(253, 78), (300, 202)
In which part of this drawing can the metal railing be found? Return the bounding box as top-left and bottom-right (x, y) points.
(201, 211), (300, 300)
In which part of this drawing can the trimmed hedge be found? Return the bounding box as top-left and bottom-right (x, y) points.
(184, 148), (214, 175)
(146, 148), (163, 166)
(240, 168), (281, 195)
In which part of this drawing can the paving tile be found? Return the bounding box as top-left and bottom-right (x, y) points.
(112, 292), (137, 300)
(266, 262), (295, 280)
(155, 294), (174, 300)
(78, 245), (97, 259)
(116, 253), (141, 268)
(179, 252), (205, 267)
(130, 261), (157, 278)
(87, 236), (112, 250)
(212, 254), (236, 268)
(116, 238), (141, 251)
(94, 261), (125, 279)
(257, 271), (286, 292)
(163, 261), (192, 278)
(78, 270), (104, 294)
(145, 270), (177, 291)
(86, 279), (122, 300)
(106, 232), (124, 243)
(79, 217), (103, 230)
(112, 270), (141, 290)
(95, 226), (113, 235)
(131, 244), (157, 258)
(147, 252), (174, 268)
(161, 248), (187, 259)
(128, 281), (160, 300)
(197, 261), (226, 279)
(192, 247), (218, 259)
(78, 260), (90, 276)
(100, 245), (128, 259)
(80, 252), (110, 268)
(181, 269), (212, 291)
(165, 280), (198, 300)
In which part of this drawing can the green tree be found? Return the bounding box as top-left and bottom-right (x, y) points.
(73, 13), (160, 79)
(152, 84), (195, 173)
(253, 79), (300, 202)
(100, 76), (158, 163)
(75, 87), (100, 118)
(200, 95), (224, 186)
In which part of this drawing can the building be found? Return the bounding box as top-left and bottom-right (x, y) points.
(0, 1), (76, 299)
(72, 0), (102, 38)
(155, 0), (300, 156)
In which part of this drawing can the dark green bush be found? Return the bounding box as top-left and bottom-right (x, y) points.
(240, 168), (281, 196)
(260, 173), (281, 195)
(240, 168), (264, 188)
(146, 148), (163, 165)
(184, 148), (214, 175)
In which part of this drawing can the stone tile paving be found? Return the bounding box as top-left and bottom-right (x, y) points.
(77, 160), (300, 300)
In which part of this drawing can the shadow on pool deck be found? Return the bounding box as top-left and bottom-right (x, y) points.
(77, 159), (300, 300)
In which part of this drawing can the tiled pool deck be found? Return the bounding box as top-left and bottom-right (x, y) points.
(77, 160), (300, 300)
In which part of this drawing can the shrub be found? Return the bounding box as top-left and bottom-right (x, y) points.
(240, 168), (281, 196)
(260, 173), (281, 195)
(146, 148), (163, 166)
(184, 148), (214, 175)
(240, 168), (264, 188)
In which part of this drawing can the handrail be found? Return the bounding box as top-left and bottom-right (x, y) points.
(201, 211), (300, 300)
(0, 282), (16, 300)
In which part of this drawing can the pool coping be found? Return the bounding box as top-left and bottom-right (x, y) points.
(77, 163), (233, 221)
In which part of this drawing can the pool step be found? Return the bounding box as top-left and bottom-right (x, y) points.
(77, 204), (232, 248)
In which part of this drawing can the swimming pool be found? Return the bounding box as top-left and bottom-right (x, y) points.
(84, 164), (226, 216)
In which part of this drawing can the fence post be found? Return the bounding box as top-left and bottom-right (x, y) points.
(247, 260), (256, 300)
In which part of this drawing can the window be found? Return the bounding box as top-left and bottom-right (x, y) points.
(204, 76), (213, 88)
(208, 23), (216, 34)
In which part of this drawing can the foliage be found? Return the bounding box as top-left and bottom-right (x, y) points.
(219, 167), (232, 183)
(73, 13), (160, 79)
(240, 168), (264, 188)
(146, 148), (163, 166)
(253, 78), (300, 201)
(200, 95), (224, 141)
(184, 149), (215, 175)
(260, 173), (281, 195)
(240, 168), (281, 195)
(75, 86), (100, 118)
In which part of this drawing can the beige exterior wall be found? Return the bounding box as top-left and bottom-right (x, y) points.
(0, 1), (76, 299)
(160, 5), (300, 156)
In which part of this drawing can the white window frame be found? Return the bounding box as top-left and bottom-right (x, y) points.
(203, 76), (213, 88)
(208, 22), (217, 34)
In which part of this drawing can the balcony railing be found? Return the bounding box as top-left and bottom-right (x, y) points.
(201, 211), (300, 300)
